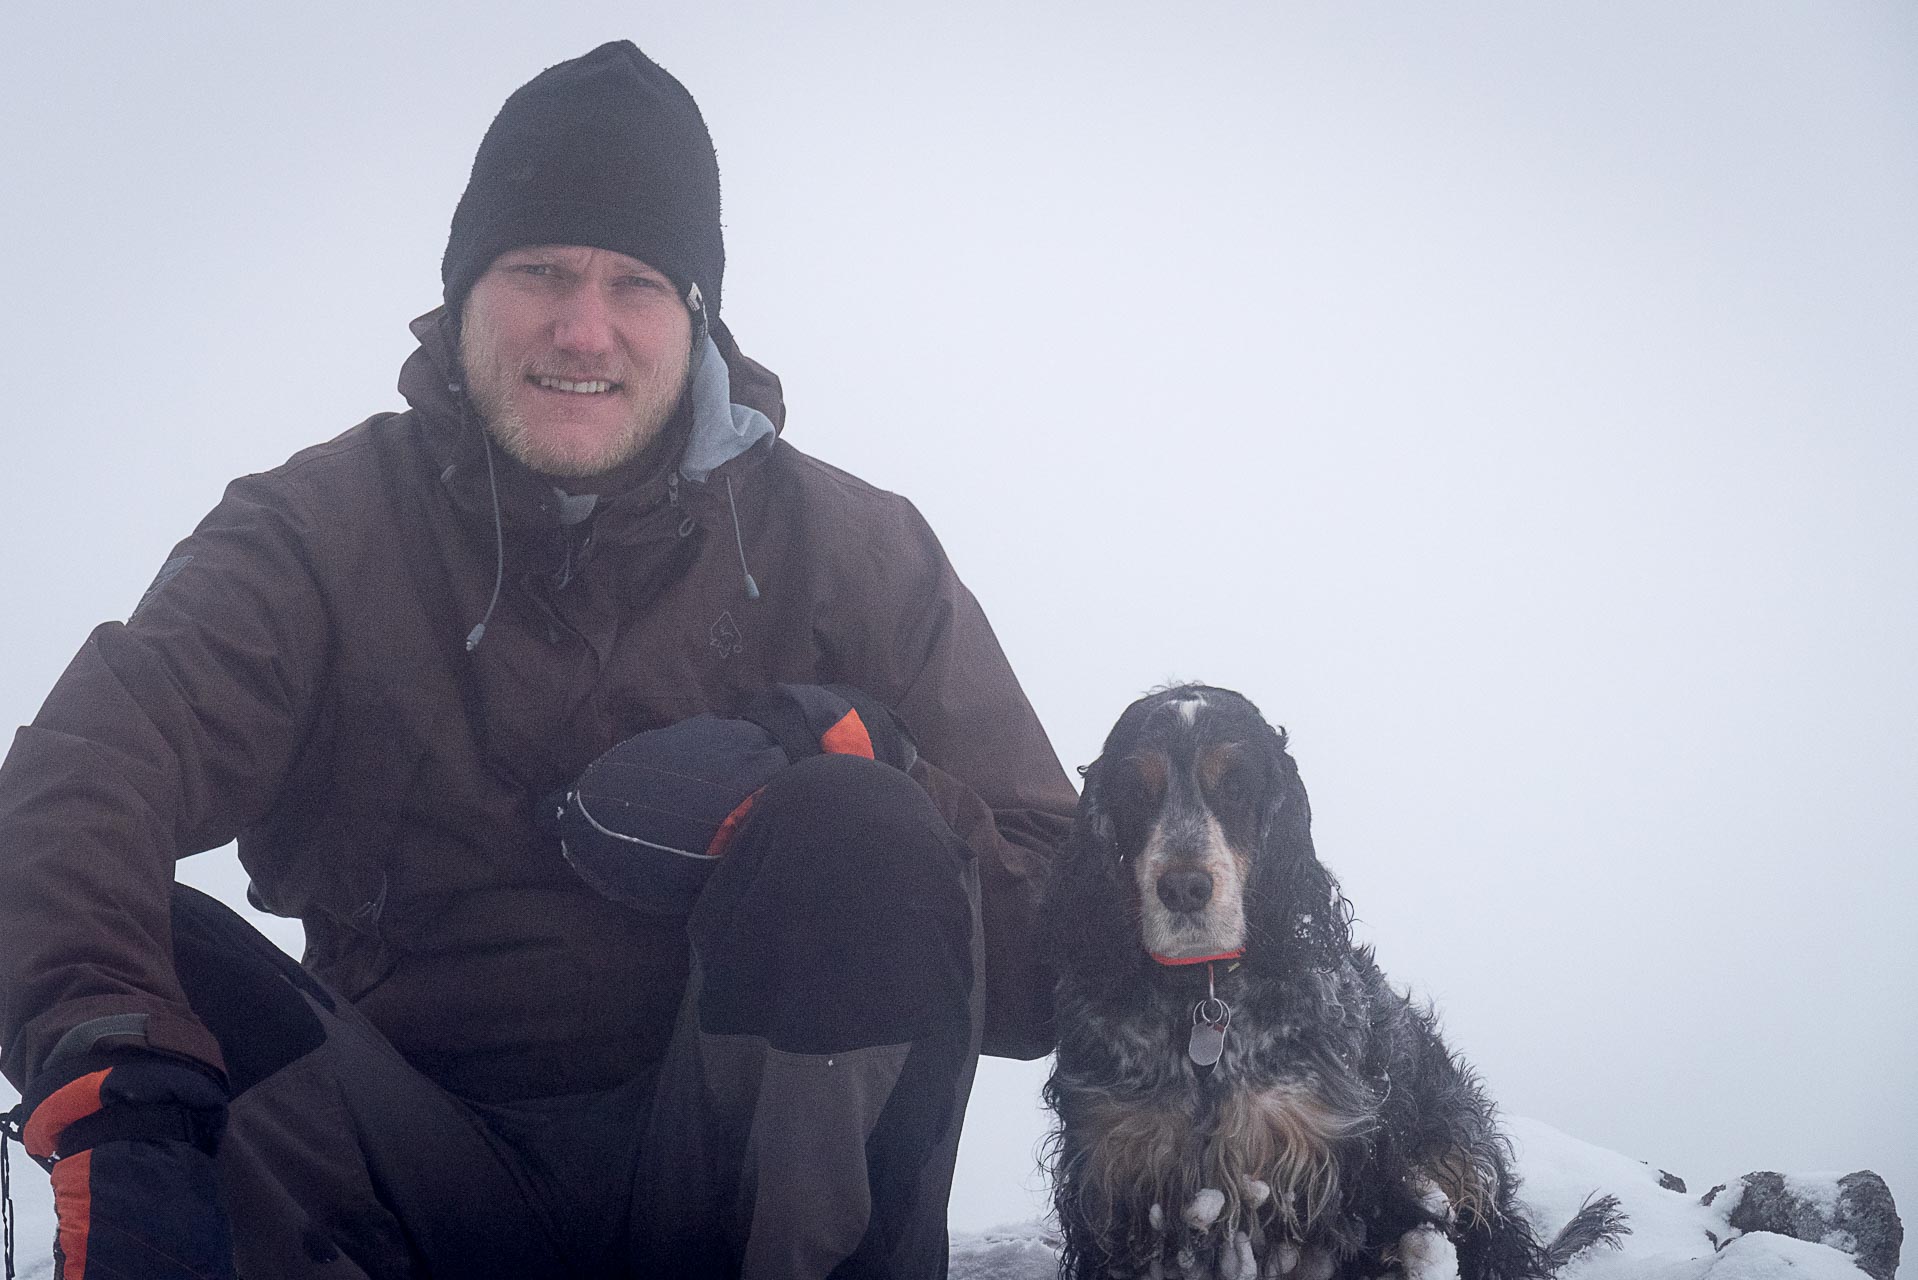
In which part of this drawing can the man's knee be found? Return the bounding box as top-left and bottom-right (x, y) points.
(689, 753), (978, 1053)
(750, 750), (963, 883)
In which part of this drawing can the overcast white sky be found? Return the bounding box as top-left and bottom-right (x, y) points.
(2, 0), (1913, 1258)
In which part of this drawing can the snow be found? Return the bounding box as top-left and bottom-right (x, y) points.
(1397, 1224), (1461, 1280)
(1784, 1174), (1846, 1220)
(944, 1116), (1883, 1280)
(1503, 1117), (1870, 1280)
(1221, 1230), (1257, 1280)
(1187, 1187), (1228, 1230)
(2, 1081), (56, 1280)
(946, 1222), (1062, 1280)
(0, 1107), (1888, 1279)
(1692, 1234), (1873, 1280)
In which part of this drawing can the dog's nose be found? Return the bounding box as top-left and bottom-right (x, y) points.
(1156, 868), (1214, 913)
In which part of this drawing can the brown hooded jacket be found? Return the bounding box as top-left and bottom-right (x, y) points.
(0, 315), (1076, 1101)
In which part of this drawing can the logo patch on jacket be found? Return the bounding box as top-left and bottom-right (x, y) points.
(131, 555), (193, 621)
(709, 610), (743, 658)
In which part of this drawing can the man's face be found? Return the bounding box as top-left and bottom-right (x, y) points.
(459, 245), (694, 479)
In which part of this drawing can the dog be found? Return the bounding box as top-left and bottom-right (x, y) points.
(1042, 684), (1623, 1280)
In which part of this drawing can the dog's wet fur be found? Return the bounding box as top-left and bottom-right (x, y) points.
(1042, 685), (1624, 1279)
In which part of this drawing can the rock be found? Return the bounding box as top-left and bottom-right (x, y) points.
(1834, 1173), (1907, 1280)
(1642, 1158), (1688, 1194)
(1725, 1169), (1904, 1280)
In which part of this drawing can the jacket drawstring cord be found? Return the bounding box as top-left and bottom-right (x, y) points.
(465, 419), (507, 652)
(724, 475), (761, 602)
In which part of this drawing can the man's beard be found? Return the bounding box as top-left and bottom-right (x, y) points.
(459, 309), (694, 480)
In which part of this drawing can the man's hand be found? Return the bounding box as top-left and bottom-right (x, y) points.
(20, 1055), (236, 1279)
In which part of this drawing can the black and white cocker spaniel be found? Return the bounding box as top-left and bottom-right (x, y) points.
(1042, 684), (1623, 1280)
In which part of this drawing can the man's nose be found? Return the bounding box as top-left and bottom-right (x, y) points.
(549, 287), (616, 353)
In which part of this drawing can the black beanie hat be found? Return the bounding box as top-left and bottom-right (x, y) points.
(442, 41), (724, 320)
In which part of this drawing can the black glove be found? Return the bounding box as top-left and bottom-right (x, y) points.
(557, 683), (918, 914)
(20, 1054), (236, 1279)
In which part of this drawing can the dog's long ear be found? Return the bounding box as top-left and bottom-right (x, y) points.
(1043, 703), (1165, 997)
(1045, 754), (1147, 995)
(1248, 725), (1354, 973)
(1075, 755), (1117, 852)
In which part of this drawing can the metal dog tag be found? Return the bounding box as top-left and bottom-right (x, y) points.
(1188, 996), (1231, 1066)
(1188, 1021), (1226, 1067)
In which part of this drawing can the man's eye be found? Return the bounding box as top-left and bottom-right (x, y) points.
(514, 263), (556, 276)
(617, 275), (669, 291)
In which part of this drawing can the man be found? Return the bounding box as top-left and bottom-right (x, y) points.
(0, 41), (1076, 1279)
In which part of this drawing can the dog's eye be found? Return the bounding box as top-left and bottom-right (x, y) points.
(1114, 754), (1167, 805)
(1205, 768), (1258, 816)
(1107, 780), (1155, 829)
(1100, 758), (1165, 855)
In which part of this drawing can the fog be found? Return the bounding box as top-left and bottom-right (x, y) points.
(3, 2), (1912, 1264)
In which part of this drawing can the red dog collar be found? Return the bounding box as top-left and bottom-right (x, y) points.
(1148, 948), (1245, 967)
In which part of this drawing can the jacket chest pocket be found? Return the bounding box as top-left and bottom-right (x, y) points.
(245, 677), (437, 937)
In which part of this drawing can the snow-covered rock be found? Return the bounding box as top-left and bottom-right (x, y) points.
(1718, 1170), (1903, 1280)
(1505, 1116), (1899, 1279)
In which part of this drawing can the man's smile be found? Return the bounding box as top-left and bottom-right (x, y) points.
(530, 375), (619, 395)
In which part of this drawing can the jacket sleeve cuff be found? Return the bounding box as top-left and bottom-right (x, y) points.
(11, 1003), (227, 1101)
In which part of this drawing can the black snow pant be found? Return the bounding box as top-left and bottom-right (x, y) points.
(170, 753), (984, 1279)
